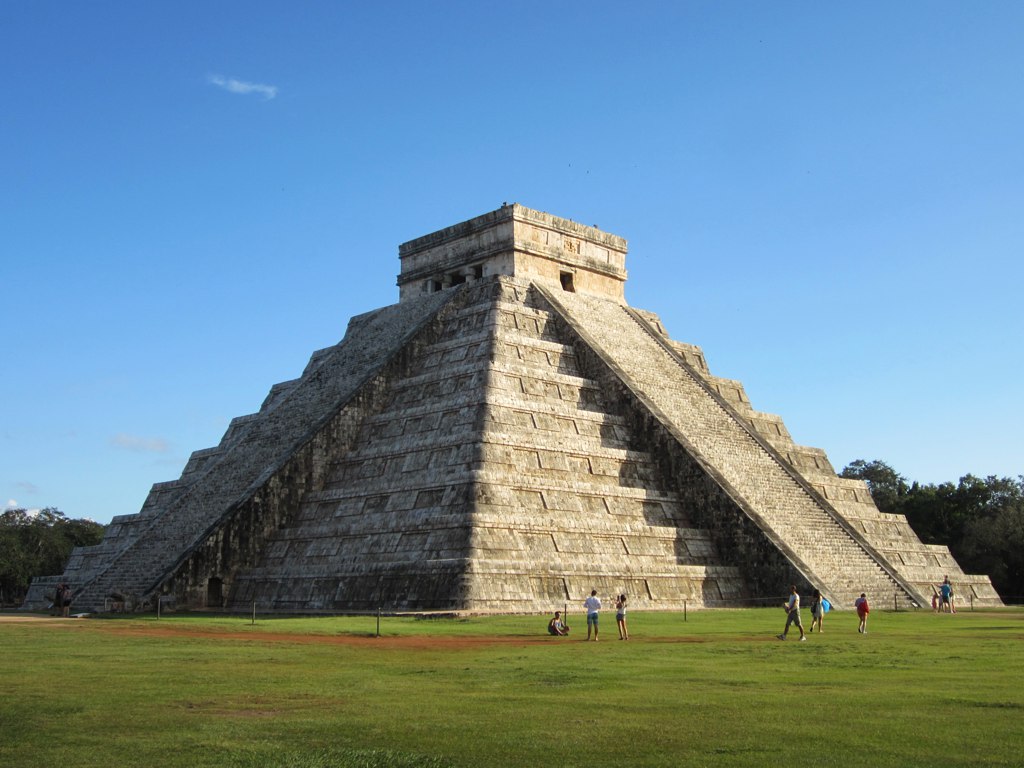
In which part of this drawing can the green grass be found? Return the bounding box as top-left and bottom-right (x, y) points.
(2, 608), (1022, 767)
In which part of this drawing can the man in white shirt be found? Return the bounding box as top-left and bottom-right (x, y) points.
(583, 590), (602, 641)
(778, 584), (806, 641)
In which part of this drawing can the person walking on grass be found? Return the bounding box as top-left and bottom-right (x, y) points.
(583, 590), (602, 641)
(855, 593), (870, 633)
(778, 585), (806, 641)
(809, 588), (824, 633)
(615, 594), (629, 640)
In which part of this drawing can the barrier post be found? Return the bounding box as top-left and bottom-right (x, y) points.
(376, 606), (381, 638)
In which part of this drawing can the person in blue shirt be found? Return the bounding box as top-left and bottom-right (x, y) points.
(939, 577), (956, 614)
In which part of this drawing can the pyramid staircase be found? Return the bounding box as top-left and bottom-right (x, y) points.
(536, 284), (934, 609)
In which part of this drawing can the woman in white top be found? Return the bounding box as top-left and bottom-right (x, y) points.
(615, 594), (629, 640)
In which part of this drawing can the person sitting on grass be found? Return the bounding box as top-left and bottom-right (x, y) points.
(547, 611), (570, 636)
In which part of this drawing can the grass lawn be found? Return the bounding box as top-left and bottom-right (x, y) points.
(1, 607), (1021, 767)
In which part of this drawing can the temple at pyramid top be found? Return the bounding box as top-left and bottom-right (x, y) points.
(398, 203), (628, 302)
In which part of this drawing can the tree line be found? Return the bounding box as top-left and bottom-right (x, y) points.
(0, 508), (106, 606)
(840, 460), (1024, 604)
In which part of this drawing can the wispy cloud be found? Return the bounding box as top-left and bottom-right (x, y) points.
(207, 73), (278, 100)
(3, 501), (42, 516)
(16, 481), (39, 495)
(110, 433), (171, 453)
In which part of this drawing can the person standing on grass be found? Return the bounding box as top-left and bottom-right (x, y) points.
(855, 593), (870, 633)
(59, 583), (72, 618)
(583, 590), (602, 641)
(941, 576), (957, 614)
(809, 588), (824, 633)
(615, 594), (629, 640)
(51, 584), (64, 617)
(777, 585), (806, 641)
(939, 579), (952, 612)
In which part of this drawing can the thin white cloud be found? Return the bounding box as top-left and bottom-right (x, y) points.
(16, 481), (39, 494)
(2, 502), (40, 516)
(207, 73), (278, 100)
(110, 433), (171, 453)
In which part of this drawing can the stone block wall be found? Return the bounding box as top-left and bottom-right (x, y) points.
(227, 284), (493, 611)
(462, 279), (744, 611)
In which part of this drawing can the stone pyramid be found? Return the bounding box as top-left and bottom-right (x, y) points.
(27, 205), (1001, 613)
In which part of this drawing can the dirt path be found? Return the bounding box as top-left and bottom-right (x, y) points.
(0, 613), (564, 650)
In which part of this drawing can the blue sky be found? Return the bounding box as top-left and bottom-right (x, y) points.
(3, 3), (1022, 524)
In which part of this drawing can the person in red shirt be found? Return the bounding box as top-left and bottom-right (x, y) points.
(855, 593), (870, 634)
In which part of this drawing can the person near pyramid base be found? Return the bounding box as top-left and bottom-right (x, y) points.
(547, 611), (570, 636)
(855, 593), (870, 633)
(583, 590), (601, 641)
(809, 588), (825, 633)
(778, 585), (806, 641)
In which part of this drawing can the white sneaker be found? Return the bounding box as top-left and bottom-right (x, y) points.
(800, 636), (807, 642)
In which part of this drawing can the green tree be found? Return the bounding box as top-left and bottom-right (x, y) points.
(899, 481), (948, 543)
(840, 462), (1024, 603)
(899, 474), (1015, 550)
(955, 476), (1024, 602)
(0, 508), (105, 605)
(839, 459), (909, 513)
